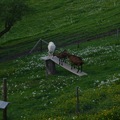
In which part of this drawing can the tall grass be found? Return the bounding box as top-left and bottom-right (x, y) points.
(0, 0), (120, 119)
(0, 0), (120, 44)
(0, 35), (120, 119)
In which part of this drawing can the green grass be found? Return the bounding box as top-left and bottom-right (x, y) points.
(0, 0), (119, 61)
(0, 0), (120, 119)
(0, 0), (120, 44)
(0, 0), (120, 61)
(0, 35), (120, 119)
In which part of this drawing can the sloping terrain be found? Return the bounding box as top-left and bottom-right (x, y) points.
(0, 0), (120, 120)
(0, 35), (120, 120)
(0, 0), (120, 61)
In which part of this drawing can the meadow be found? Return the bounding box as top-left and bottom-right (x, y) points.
(0, 0), (120, 119)
(0, 35), (120, 120)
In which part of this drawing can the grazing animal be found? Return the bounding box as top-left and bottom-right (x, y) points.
(48, 42), (56, 56)
(54, 50), (68, 65)
(67, 53), (84, 73)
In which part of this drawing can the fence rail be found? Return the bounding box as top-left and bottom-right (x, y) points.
(29, 28), (120, 54)
(29, 39), (48, 54)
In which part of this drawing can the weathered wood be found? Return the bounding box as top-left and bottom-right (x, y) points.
(41, 56), (57, 75)
(51, 56), (87, 76)
(117, 28), (119, 37)
(41, 56), (87, 76)
(3, 79), (7, 101)
(77, 43), (80, 48)
(45, 59), (57, 75)
(2, 79), (8, 120)
(3, 108), (7, 120)
(40, 40), (43, 52)
(46, 60), (56, 75)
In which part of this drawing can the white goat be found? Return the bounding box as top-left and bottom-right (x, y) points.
(48, 42), (56, 56)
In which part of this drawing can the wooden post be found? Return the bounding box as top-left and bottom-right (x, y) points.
(40, 40), (43, 52)
(3, 78), (7, 120)
(45, 59), (56, 75)
(77, 43), (79, 48)
(3, 79), (7, 101)
(76, 86), (80, 114)
(117, 28), (119, 37)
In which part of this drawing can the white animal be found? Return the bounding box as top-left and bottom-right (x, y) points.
(48, 42), (56, 56)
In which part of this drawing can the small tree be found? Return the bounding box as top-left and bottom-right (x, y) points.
(0, 0), (31, 38)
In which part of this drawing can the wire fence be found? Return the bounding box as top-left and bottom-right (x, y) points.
(29, 39), (48, 54)
(29, 28), (119, 54)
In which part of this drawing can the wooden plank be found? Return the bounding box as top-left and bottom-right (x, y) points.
(41, 56), (87, 76)
(0, 101), (9, 110)
(51, 56), (87, 76)
(45, 59), (56, 75)
(41, 56), (51, 61)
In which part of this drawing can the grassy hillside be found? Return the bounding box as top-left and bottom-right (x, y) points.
(0, 0), (120, 60)
(0, 0), (120, 120)
(0, 35), (120, 120)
